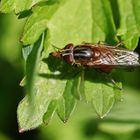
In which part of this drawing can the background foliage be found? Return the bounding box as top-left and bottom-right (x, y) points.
(0, 0), (140, 139)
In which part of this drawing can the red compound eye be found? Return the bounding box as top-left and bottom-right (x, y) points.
(62, 43), (74, 64)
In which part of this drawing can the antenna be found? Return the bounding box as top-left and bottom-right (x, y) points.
(51, 44), (61, 50)
(51, 44), (73, 52)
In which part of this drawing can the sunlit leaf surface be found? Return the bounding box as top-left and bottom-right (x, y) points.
(0, 0), (47, 13)
(0, 0), (139, 131)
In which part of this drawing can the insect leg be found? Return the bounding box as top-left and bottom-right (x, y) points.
(115, 41), (123, 47)
(51, 44), (61, 50)
(81, 42), (96, 46)
(105, 75), (122, 90)
(97, 41), (107, 45)
(97, 41), (112, 47)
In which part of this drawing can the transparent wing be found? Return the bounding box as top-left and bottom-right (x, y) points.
(111, 48), (140, 66)
(93, 47), (140, 68)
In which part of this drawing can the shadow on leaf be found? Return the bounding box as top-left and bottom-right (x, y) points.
(40, 55), (122, 89)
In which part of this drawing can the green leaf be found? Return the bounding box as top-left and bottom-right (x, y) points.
(49, 0), (92, 47)
(26, 33), (44, 96)
(18, 33), (76, 131)
(107, 87), (140, 122)
(22, 45), (34, 61)
(57, 80), (77, 122)
(117, 0), (140, 49)
(21, 0), (117, 45)
(0, 0), (15, 13)
(43, 100), (57, 125)
(0, 0), (48, 13)
(71, 71), (85, 100)
(21, 1), (65, 45)
(17, 0), (137, 131)
(91, 85), (115, 119)
(84, 70), (122, 118)
(18, 0), (121, 130)
(17, 57), (67, 132)
(91, 0), (116, 43)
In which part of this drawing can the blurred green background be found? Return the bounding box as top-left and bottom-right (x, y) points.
(0, 13), (140, 140)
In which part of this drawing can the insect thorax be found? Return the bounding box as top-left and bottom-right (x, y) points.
(73, 46), (93, 61)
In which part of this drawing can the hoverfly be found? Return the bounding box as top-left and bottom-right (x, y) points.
(50, 42), (140, 89)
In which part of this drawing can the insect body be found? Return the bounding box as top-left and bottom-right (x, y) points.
(50, 43), (140, 73)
